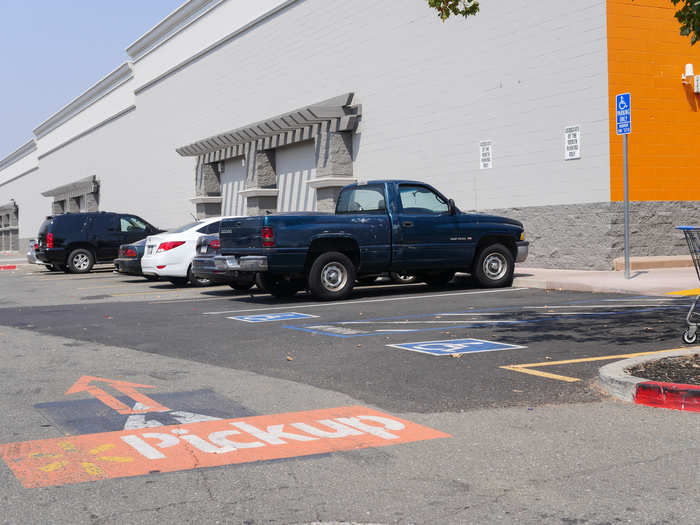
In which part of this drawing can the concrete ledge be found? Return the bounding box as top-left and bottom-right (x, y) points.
(613, 255), (692, 271)
(238, 188), (279, 198)
(598, 348), (697, 402)
(306, 177), (356, 189)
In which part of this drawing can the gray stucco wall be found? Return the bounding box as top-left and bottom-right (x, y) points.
(483, 201), (700, 270)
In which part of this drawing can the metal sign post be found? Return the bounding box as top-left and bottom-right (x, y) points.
(615, 93), (631, 279)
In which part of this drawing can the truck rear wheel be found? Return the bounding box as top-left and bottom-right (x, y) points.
(308, 251), (356, 301)
(473, 243), (514, 288)
(67, 248), (95, 274)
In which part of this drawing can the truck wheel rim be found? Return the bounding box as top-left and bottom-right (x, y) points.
(73, 254), (90, 270)
(321, 262), (347, 292)
(483, 253), (507, 280)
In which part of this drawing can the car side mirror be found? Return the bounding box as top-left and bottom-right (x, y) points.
(448, 199), (457, 216)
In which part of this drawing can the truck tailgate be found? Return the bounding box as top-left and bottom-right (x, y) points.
(220, 216), (265, 253)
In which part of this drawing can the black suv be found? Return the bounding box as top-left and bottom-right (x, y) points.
(36, 212), (160, 273)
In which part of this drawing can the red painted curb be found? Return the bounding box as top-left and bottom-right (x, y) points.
(0, 265), (17, 271)
(634, 381), (700, 412)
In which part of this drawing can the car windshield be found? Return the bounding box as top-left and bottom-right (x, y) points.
(167, 221), (202, 233)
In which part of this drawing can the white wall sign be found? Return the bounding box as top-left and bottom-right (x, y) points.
(564, 125), (581, 160)
(479, 140), (493, 169)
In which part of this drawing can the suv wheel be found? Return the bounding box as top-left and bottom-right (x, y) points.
(473, 243), (514, 288)
(308, 251), (356, 301)
(67, 249), (95, 273)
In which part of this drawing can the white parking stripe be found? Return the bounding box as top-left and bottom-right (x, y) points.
(201, 288), (528, 315)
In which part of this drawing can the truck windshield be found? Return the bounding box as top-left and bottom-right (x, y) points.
(336, 185), (386, 214)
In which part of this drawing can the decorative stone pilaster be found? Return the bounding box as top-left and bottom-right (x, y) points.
(68, 197), (81, 213)
(191, 160), (222, 218)
(85, 192), (99, 212)
(0, 201), (19, 252)
(311, 128), (356, 212)
(243, 149), (278, 213)
(53, 201), (65, 215)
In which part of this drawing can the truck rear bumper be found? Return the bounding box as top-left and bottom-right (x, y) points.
(214, 255), (268, 272)
(516, 241), (529, 263)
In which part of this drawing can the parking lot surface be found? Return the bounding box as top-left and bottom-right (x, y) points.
(0, 264), (698, 524)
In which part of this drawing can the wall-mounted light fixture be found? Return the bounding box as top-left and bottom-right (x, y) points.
(681, 63), (694, 84)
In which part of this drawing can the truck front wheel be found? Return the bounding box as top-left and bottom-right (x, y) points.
(308, 252), (356, 301)
(473, 243), (514, 288)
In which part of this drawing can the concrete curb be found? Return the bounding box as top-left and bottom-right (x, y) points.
(512, 277), (638, 296)
(598, 348), (700, 411)
(0, 265), (17, 271)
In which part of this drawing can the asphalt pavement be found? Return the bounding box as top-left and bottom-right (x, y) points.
(0, 263), (698, 524)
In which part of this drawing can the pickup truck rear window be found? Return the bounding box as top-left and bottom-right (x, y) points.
(336, 185), (387, 214)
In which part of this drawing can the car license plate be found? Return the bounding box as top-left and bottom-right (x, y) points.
(226, 257), (238, 268)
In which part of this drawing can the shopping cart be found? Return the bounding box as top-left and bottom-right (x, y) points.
(678, 226), (700, 344)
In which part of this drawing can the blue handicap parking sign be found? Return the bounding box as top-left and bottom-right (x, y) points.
(388, 338), (525, 356)
(615, 93), (631, 135)
(228, 312), (319, 323)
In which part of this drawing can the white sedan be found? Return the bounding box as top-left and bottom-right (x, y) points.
(141, 217), (237, 286)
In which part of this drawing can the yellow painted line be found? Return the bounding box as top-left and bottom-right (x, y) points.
(665, 288), (700, 296)
(500, 348), (686, 382)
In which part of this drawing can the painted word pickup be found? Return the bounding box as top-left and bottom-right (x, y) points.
(217, 180), (528, 300)
(0, 406), (448, 487)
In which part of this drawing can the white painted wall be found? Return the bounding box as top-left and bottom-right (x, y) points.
(36, 79), (135, 157)
(0, 150), (38, 187)
(276, 141), (316, 212)
(0, 0), (610, 245)
(221, 157), (247, 216)
(132, 0), (287, 89)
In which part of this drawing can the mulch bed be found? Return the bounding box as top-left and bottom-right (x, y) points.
(628, 353), (700, 386)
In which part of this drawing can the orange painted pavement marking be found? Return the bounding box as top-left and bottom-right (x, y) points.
(65, 376), (170, 415)
(0, 406), (450, 488)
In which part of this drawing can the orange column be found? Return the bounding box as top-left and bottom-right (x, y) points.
(607, 0), (700, 201)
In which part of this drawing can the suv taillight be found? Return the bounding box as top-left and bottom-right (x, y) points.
(157, 241), (185, 253)
(46, 233), (54, 249)
(210, 239), (220, 250)
(262, 227), (275, 247)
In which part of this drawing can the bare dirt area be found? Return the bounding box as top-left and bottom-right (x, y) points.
(629, 353), (700, 385)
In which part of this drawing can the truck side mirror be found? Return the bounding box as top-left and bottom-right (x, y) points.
(448, 199), (457, 215)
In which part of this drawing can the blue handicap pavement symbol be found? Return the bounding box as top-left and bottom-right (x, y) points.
(615, 93), (631, 135)
(388, 338), (525, 356)
(229, 312), (319, 323)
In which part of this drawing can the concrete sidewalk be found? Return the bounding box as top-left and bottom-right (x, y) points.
(514, 266), (700, 296)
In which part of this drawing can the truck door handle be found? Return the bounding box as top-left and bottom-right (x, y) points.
(402, 221), (414, 228)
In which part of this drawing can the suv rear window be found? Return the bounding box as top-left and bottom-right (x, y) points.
(55, 214), (90, 233)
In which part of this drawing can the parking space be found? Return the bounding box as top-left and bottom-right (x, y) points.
(1, 267), (698, 523)
(0, 268), (692, 413)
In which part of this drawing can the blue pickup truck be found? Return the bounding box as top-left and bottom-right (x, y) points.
(216, 180), (528, 300)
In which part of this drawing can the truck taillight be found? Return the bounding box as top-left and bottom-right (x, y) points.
(262, 227), (275, 247)
(157, 241), (185, 253)
(125, 249), (137, 257)
(46, 233), (54, 249)
(210, 239), (220, 250)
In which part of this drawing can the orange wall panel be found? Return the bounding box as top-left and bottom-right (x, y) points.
(607, 0), (700, 201)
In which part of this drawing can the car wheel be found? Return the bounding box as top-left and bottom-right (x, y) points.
(187, 266), (211, 287)
(307, 251), (356, 301)
(422, 271), (455, 286)
(257, 272), (302, 298)
(390, 272), (417, 284)
(67, 248), (95, 274)
(168, 277), (188, 287)
(473, 243), (514, 288)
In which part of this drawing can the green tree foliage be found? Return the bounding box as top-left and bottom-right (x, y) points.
(426, 0), (479, 21)
(671, 0), (700, 44)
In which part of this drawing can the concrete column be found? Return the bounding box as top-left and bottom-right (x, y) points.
(85, 192), (99, 212)
(313, 128), (354, 212)
(244, 148), (277, 214)
(68, 197), (80, 213)
(198, 163), (221, 197)
(52, 200), (65, 215)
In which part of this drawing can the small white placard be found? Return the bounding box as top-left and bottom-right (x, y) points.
(694, 75), (700, 94)
(479, 140), (493, 169)
(564, 125), (581, 160)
